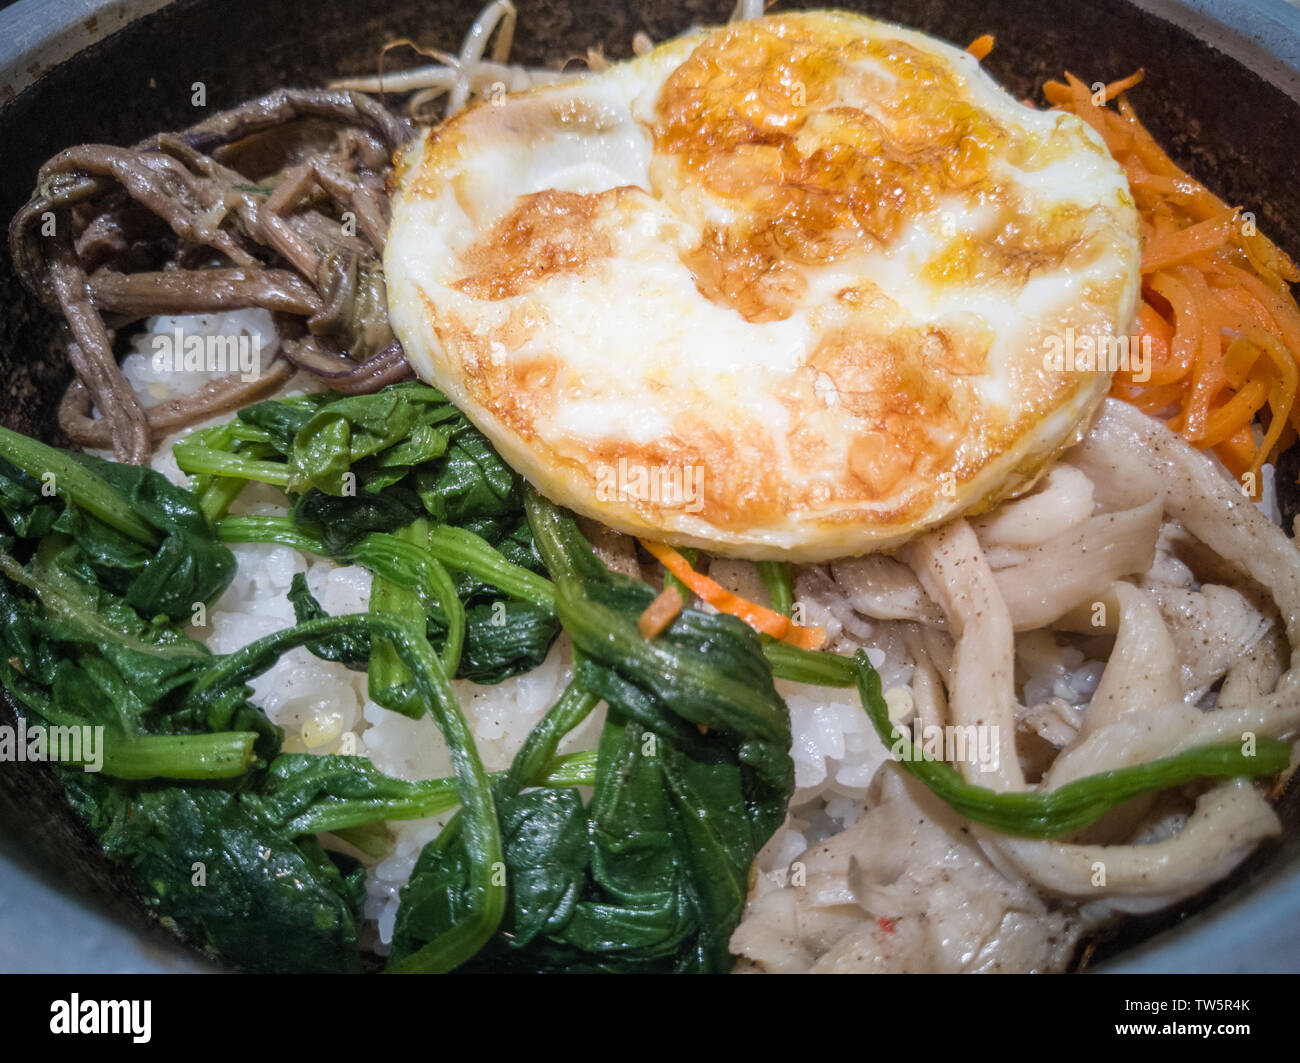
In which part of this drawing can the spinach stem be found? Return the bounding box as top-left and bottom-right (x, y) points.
(217, 514), (326, 553)
(98, 732), (260, 779)
(499, 680), (600, 799)
(424, 525), (555, 607)
(757, 560), (793, 617)
(0, 426), (158, 545)
(174, 427), (292, 485)
(852, 649), (1290, 838)
(763, 640), (857, 686)
(280, 750), (598, 836)
(352, 524), (465, 679)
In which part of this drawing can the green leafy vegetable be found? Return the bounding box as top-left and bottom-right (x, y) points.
(222, 514), (555, 686)
(456, 599), (559, 684)
(287, 573), (370, 670)
(292, 486), (425, 555)
(388, 492), (794, 973)
(762, 639), (857, 686)
(284, 384), (456, 495)
(0, 426), (159, 545)
(252, 749), (597, 837)
(0, 432), (235, 623)
(201, 389), (555, 685)
(63, 777), (365, 973)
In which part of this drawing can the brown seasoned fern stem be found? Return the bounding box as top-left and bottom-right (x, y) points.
(258, 162), (324, 278)
(58, 356), (296, 450)
(38, 145), (259, 269)
(173, 88), (411, 157)
(87, 268), (323, 319)
(309, 159), (390, 252)
(329, 345), (414, 394)
(46, 236), (150, 464)
(277, 335), (412, 394)
(7, 88), (415, 463)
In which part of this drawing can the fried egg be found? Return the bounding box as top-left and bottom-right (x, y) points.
(384, 10), (1140, 560)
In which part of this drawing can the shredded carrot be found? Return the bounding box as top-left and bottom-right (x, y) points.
(1099, 69), (1146, 104)
(1140, 208), (1239, 273)
(638, 539), (826, 650)
(966, 34), (994, 61)
(637, 586), (683, 640)
(1046, 72), (1300, 497)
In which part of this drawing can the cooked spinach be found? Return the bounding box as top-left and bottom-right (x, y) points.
(188, 385), (556, 684)
(386, 493), (795, 973)
(222, 514), (556, 687)
(178, 383), (515, 528)
(287, 573), (370, 670)
(252, 748), (597, 837)
(187, 611), (507, 970)
(456, 600), (558, 684)
(293, 486), (425, 555)
(0, 432), (379, 970)
(62, 775), (365, 973)
(0, 429), (235, 621)
(757, 560), (793, 617)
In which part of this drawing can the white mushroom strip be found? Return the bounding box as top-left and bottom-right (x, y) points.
(985, 497), (1164, 631)
(736, 398), (1299, 969)
(1077, 581), (1182, 741)
(794, 564), (878, 642)
(1090, 401), (1300, 655)
(1148, 583), (1274, 700)
(731, 772), (1082, 973)
(903, 520), (1025, 790)
(971, 463), (1096, 553)
(901, 623), (950, 733)
(987, 780), (1279, 907)
(828, 554), (947, 626)
(1219, 629), (1288, 710)
(1067, 402), (1300, 746)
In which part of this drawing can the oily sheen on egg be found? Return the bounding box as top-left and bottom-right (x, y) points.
(384, 10), (1140, 560)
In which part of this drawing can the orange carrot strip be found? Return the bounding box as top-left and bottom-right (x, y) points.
(1140, 208), (1238, 272)
(1045, 70), (1300, 493)
(640, 539), (791, 639)
(1131, 297), (1187, 386)
(1175, 265), (1227, 442)
(1062, 72), (1110, 139)
(782, 624), (827, 652)
(1111, 379), (1186, 414)
(637, 539), (824, 648)
(1042, 79), (1073, 106)
(1144, 272), (1199, 388)
(966, 34), (994, 61)
(1207, 261), (1300, 357)
(1245, 326), (1299, 470)
(1100, 69), (1145, 104)
(638, 585), (684, 640)
(1221, 332), (1261, 388)
(1214, 426), (1257, 485)
(1199, 374), (1268, 448)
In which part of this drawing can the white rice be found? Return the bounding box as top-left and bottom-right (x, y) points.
(121, 309), (279, 406)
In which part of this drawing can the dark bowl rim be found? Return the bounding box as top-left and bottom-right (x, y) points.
(2, 0), (1300, 974)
